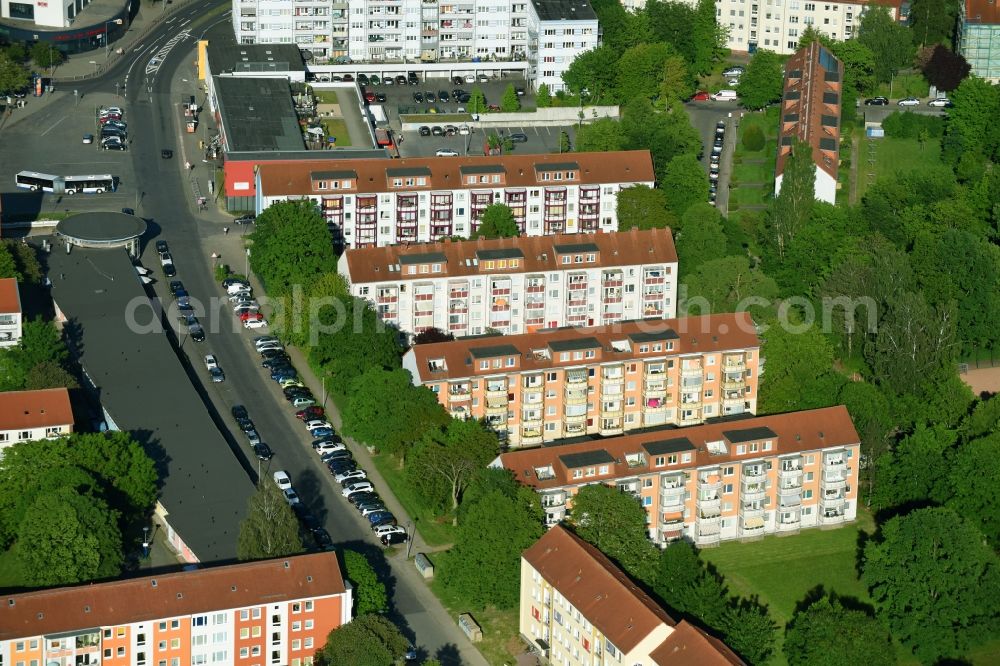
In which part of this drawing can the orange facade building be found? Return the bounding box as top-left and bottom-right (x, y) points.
(403, 313), (761, 446)
(0, 553), (351, 666)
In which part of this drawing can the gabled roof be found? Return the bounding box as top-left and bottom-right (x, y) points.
(522, 526), (675, 653)
(0, 388), (73, 431)
(0, 553), (345, 641)
(651, 620), (745, 665)
(0, 278), (21, 314)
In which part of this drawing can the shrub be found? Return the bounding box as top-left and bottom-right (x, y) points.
(881, 111), (944, 139)
(742, 124), (766, 151)
(214, 263), (230, 282)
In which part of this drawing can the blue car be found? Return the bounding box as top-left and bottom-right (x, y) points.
(311, 427), (335, 438)
(367, 511), (395, 526)
(271, 370), (298, 381)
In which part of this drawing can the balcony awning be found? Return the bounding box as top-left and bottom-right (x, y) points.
(744, 516), (765, 529)
(780, 494), (801, 506)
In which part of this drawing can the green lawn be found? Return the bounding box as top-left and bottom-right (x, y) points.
(314, 91), (341, 105)
(873, 73), (930, 99)
(728, 108), (778, 211)
(733, 161), (773, 183)
(369, 454), (457, 547)
(855, 136), (942, 201)
(431, 567), (521, 665)
(728, 186), (771, 206)
(319, 118), (352, 147)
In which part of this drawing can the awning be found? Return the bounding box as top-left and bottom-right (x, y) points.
(744, 516), (765, 529)
(780, 494), (801, 507)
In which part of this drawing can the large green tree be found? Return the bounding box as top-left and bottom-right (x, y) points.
(658, 54), (694, 106)
(675, 207), (726, 277)
(858, 6), (914, 83)
(862, 507), (1000, 663)
(616, 42), (671, 101)
(29, 41), (65, 70)
(441, 488), (543, 609)
(315, 614), (409, 666)
(569, 484), (658, 583)
(0, 53), (29, 96)
(500, 83), (521, 112)
(661, 153), (708, 217)
(563, 45), (620, 98)
(769, 139), (816, 260)
(237, 480), (304, 561)
(407, 418), (498, 518)
(943, 76), (1000, 171)
(17, 487), (124, 586)
(783, 595), (894, 666)
(0, 243), (19, 280)
(343, 550), (389, 615)
(757, 316), (845, 414)
(616, 184), (676, 232)
(620, 98), (702, 182)
(575, 117), (626, 152)
(682, 256), (778, 315)
(652, 539), (730, 630)
(736, 49), (784, 110)
(866, 291), (957, 390)
(308, 296), (402, 392)
(908, 0), (961, 47)
(723, 601), (778, 665)
(342, 368), (449, 458)
(947, 433), (1000, 549)
(474, 203), (519, 238)
(249, 200), (337, 295)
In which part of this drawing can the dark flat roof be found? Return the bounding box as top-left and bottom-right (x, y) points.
(629, 330), (679, 344)
(312, 170), (358, 180)
(535, 161), (581, 171)
(642, 437), (697, 456)
(460, 164), (506, 175)
(723, 426), (778, 443)
(398, 251), (447, 265)
(549, 336), (601, 352)
(386, 167), (433, 178)
(213, 77), (304, 153)
(226, 149), (389, 162)
(553, 242), (600, 254)
(476, 248), (524, 261)
(469, 344), (520, 359)
(207, 41), (305, 74)
(46, 245), (254, 563)
(57, 212), (146, 243)
(559, 449), (614, 469)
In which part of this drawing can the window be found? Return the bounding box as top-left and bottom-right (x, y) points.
(171, 620), (180, 629)
(240, 628), (250, 639)
(159, 622), (167, 631)
(724, 465), (734, 476)
(240, 610), (249, 621)
(724, 483), (734, 494)
(305, 620), (314, 630)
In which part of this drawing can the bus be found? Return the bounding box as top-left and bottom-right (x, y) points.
(15, 171), (61, 193)
(63, 174), (117, 194)
(15, 172), (116, 194)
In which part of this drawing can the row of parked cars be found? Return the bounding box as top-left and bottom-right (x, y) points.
(84, 106), (128, 151)
(864, 96), (954, 108)
(708, 120), (725, 206)
(224, 277), (268, 329)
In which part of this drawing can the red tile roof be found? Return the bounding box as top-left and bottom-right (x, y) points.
(966, 0), (1000, 23)
(343, 228), (677, 284)
(498, 406), (859, 490)
(651, 620), (745, 665)
(0, 278), (20, 314)
(0, 388), (73, 432)
(523, 526), (676, 653)
(408, 312), (760, 382)
(257, 150), (655, 197)
(0, 552), (346, 641)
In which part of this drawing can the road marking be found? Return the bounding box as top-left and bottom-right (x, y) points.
(40, 116), (67, 136)
(179, 19), (191, 26)
(146, 29), (191, 75)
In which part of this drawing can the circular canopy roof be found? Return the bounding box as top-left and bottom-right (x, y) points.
(56, 212), (147, 245)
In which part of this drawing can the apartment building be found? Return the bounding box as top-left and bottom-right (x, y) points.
(960, 0), (1000, 82)
(520, 526), (745, 664)
(233, 0), (348, 59)
(497, 406), (860, 545)
(775, 41), (843, 204)
(255, 151), (655, 248)
(0, 277), (22, 347)
(0, 388), (74, 454)
(402, 312), (760, 446)
(339, 228), (678, 336)
(0, 552), (352, 666)
(528, 0), (599, 92)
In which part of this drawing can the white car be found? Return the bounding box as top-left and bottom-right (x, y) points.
(897, 97), (921, 106)
(283, 488), (301, 506)
(435, 148), (459, 157)
(273, 470), (292, 491)
(204, 355), (219, 371)
(335, 469), (367, 483)
(254, 336), (280, 348)
(458, 125), (471, 135)
(464, 74), (476, 83)
(711, 89), (738, 102)
(342, 481), (374, 497)
(226, 282), (251, 295)
(102, 106), (124, 116)
(305, 420), (333, 432)
(228, 291), (253, 302)
(722, 66), (745, 77)
(927, 97), (952, 107)
(234, 303), (260, 313)
(244, 319), (268, 329)
(373, 524), (405, 537)
(316, 441), (347, 455)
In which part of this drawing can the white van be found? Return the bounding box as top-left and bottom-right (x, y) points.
(712, 89), (738, 102)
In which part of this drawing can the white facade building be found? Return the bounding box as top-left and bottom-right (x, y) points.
(233, 0), (349, 59)
(1, 0), (75, 28)
(255, 151), (655, 248)
(528, 0), (599, 92)
(0, 278), (21, 348)
(0, 388), (73, 454)
(339, 228), (678, 336)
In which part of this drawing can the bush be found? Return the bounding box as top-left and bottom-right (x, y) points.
(742, 124), (766, 151)
(214, 263), (230, 282)
(881, 111), (944, 139)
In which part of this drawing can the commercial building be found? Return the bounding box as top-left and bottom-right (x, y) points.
(0, 0), (130, 51)
(256, 151), (654, 248)
(960, 0), (1000, 82)
(528, 0), (599, 92)
(775, 41), (843, 204)
(520, 526), (745, 664)
(402, 312), (761, 446)
(0, 277), (22, 347)
(340, 228), (678, 336)
(0, 552), (352, 666)
(0, 388), (74, 454)
(497, 405), (860, 545)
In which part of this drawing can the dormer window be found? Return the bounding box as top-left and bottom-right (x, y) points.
(316, 181), (328, 190)
(428, 358), (447, 371)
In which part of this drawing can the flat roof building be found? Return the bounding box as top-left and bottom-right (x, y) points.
(0, 552), (352, 666)
(210, 76), (306, 154)
(528, 0), (599, 93)
(0, 388), (74, 453)
(403, 313), (761, 446)
(775, 42), (844, 205)
(339, 228), (678, 336)
(498, 406), (860, 545)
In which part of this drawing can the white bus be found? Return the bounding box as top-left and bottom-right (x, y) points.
(14, 171), (116, 194)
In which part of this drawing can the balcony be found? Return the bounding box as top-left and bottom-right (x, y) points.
(696, 522), (721, 542)
(742, 484), (766, 502)
(486, 383), (508, 397)
(698, 473), (721, 491)
(564, 388), (587, 404)
(523, 375), (543, 389)
(740, 504), (765, 519)
(564, 420), (586, 435)
(599, 421), (623, 436)
(566, 371), (587, 384)
(540, 492), (566, 508)
(778, 492), (802, 508)
(823, 472), (848, 490)
(448, 388), (470, 402)
(743, 465), (766, 479)
(723, 357), (745, 372)
(681, 364), (703, 377)
(820, 510), (847, 525)
(600, 403), (623, 415)
(660, 520), (685, 541)
(722, 378), (745, 391)
(778, 462), (803, 480)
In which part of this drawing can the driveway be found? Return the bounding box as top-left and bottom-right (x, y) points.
(400, 123), (577, 158)
(684, 100), (742, 213)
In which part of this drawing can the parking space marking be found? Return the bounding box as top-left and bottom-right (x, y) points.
(40, 117), (67, 136)
(146, 29), (191, 75)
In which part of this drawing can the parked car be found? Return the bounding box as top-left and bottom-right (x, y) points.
(864, 96), (889, 106)
(314, 441), (346, 456)
(381, 530), (408, 546)
(343, 481), (375, 497)
(291, 396), (316, 408)
(335, 469), (367, 484)
(374, 524), (406, 538)
(313, 527), (334, 550)
(327, 460), (357, 476)
(435, 148), (459, 157)
(711, 89), (738, 102)
(360, 505), (389, 517)
(245, 429), (262, 446)
(356, 499), (386, 513)
(253, 443), (273, 460)
(224, 277), (249, 289)
(83, 133), (94, 144)
(897, 97), (921, 106)
(431, 125), (444, 136)
(161, 149), (173, 159)
(305, 419), (333, 431)
(296, 406), (325, 420)
(347, 491), (379, 506)
(245, 319), (268, 329)
(418, 126), (431, 136)
(283, 488), (301, 506)
(376, 92), (386, 103)
(234, 214), (255, 225)
(273, 470), (292, 490)
(262, 357), (291, 370)
(368, 512), (396, 528)
(438, 90), (450, 102)
(927, 97), (953, 108)
(509, 132), (528, 143)
(722, 66), (745, 77)
(311, 427), (335, 439)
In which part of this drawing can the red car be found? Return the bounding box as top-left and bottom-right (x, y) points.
(690, 90), (711, 101)
(364, 90), (376, 103)
(239, 311), (264, 322)
(296, 406), (325, 421)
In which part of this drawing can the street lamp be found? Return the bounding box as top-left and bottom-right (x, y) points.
(244, 248), (251, 276)
(142, 526), (150, 559)
(105, 19), (123, 59)
(406, 520), (414, 559)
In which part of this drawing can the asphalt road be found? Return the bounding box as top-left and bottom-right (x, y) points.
(685, 100), (742, 213)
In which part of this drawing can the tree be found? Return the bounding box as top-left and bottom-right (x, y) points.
(798, 25), (834, 49)
(831, 39), (878, 116)
(412, 328), (453, 344)
(658, 54), (694, 106)
(17, 487), (123, 586)
(2, 43), (27, 63)
(315, 614), (409, 666)
(342, 550), (388, 615)
(237, 481), (305, 561)
(675, 209), (726, 277)
(736, 49), (783, 110)
(620, 99), (702, 182)
(682, 256), (778, 315)
(0, 243), (19, 280)
(575, 117), (625, 152)
(862, 507), (1000, 663)
(858, 6), (914, 83)
(468, 86), (487, 115)
(757, 316), (845, 414)
(407, 418), (498, 519)
(308, 296), (402, 391)
(500, 83), (521, 112)
(653, 539), (704, 614)
(920, 44), (971, 91)
(563, 45), (620, 99)
(617, 42), (671, 101)
(29, 41), (64, 70)
(742, 124), (765, 151)
(616, 185), (676, 232)
(866, 291), (957, 390)
(342, 368), (449, 458)
(770, 139), (816, 259)
(569, 484), (658, 582)
(691, 0), (723, 74)
(16, 317), (69, 375)
(643, 0), (700, 67)
(661, 154), (708, 217)
(24, 360), (78, 390)
(946, 433), (1000, 549)
(0, 53), (29, 96)
(783, 595), (894, 666)
(5, 239), (43, 283)
(536, 83), (552, 108)
(441, 488), (543, 608)
(474, 203), (519, 238)
(943, 76), (1000, 170)
(723, 601), (778, 665)
(249, 200), (337, 296)
(909, 0), (961, 47)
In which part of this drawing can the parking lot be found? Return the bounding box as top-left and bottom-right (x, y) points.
(365, 72), (533, 123)
(398, 123), (578, 158)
